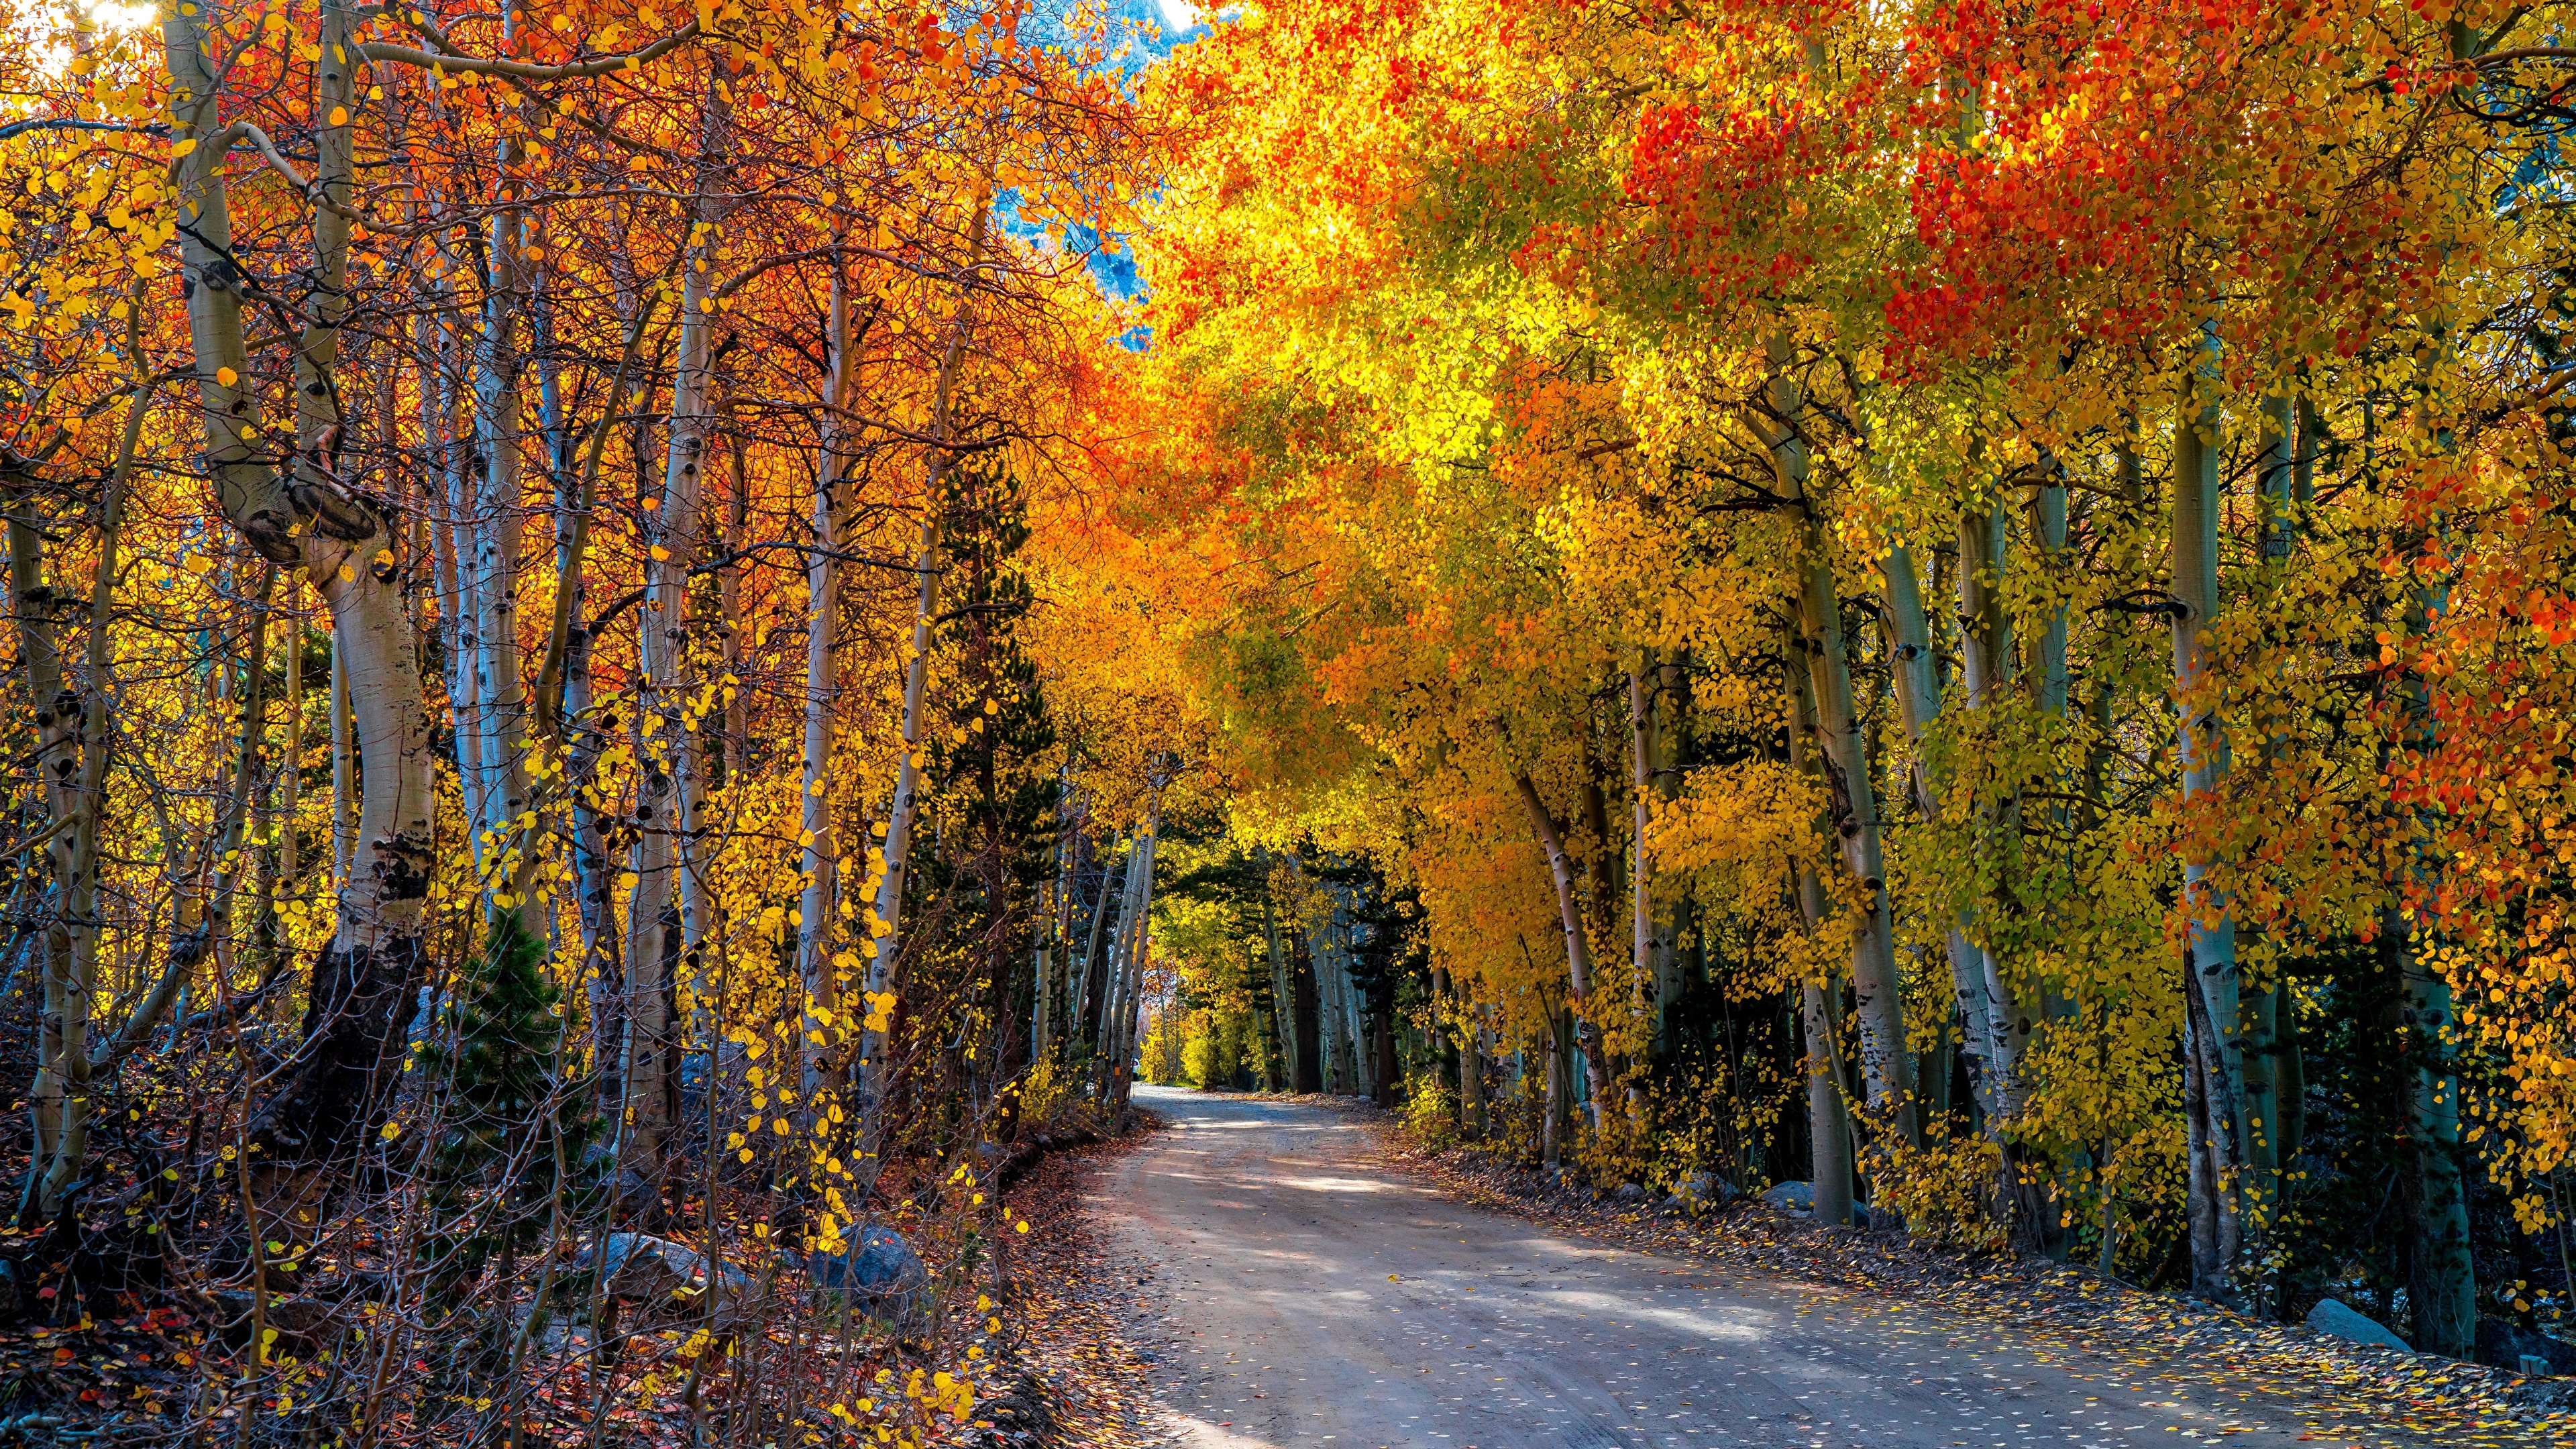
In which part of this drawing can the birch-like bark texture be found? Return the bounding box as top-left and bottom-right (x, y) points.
(798, 256), (857, 1102)
(2241, 391), (2298, 1248)
(1784, 626), (1856, 1228)
(1957, 495), (2032, 1123)
(466, 60), (535, 896)
(1110, 806), (1162, 1111)
(857, 198), (993, 1150)
(1628, 667), (1658, 1049)
(1259, 861), (1300, 1095)
(1306, 896), (1347, 1091)
(1332, 891), (1372, 1099)
(1510, 769), (1614, 1129)
(165, 1), (437, 1205)
(1033, 793), (1072, 1065)
(2170, 345), (2249, 1300)
(623, 85), (735, 1183)
(1460, 1019), (1488, 1136)
(1097, 832), (1148, 1097)
(1075, 830), (1126, 1049)
(329, 642), (352, 890)
(1881, 544), (2008, 1128)
(1769, 343), (1917, 1149)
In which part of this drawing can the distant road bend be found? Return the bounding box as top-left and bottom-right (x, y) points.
(1093, 1086), (2443, 1449)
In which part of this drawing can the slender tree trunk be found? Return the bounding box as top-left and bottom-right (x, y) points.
(1075, 831), (1125, 1053)
(164, 4), (437, 1223)
(330, 639), (352, 890)
(798, 254), (857, 1103)
(535, 299), (650, 1124)
(859, 199), (991, 1148)
(1769, 343), (1917, 1147)
(1783, 625), (1856, 1226)
(625, 86), (735, 1183)
(1260, 863), (1299, 1093)
(1110, 806), (1161, 1113)
(1335, 892), (1371, 1100)
(1510, 769), (1614, 1130)
(1957, 498), (2033, 1122)
(1628, 665), (1658, 1051)
(280, 596), (305, 895)
(2387, 586), (2476, 1354)
(467, 89), (535, 898)
(1647, 654), (1686, 1051)
(1881, 545), (2008, 1127)
(2171, 344), (2249, 1301)
(1461, 1020), (1488, 1135)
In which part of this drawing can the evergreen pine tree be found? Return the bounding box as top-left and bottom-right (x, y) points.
(417, 910), (603, 1307)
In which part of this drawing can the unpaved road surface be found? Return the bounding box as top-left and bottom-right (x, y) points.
(1088, 1086), (2437, 1449)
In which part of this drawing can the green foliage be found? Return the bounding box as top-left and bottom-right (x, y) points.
(417, 910), (601, 1305)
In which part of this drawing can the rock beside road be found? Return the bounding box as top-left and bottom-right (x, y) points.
(2482, 1318), (2576, 1377)
(2305, 1297), (2412, 1352)
(810, 1222), (930, 1323)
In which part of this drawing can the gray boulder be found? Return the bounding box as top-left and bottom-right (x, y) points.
(2480, 1319), (2576, 1377)
(2307, 1297), (2412, 1352)
(810, 1223), (928, 1320)
(580, 1232), (749, 1315)
(1761, 1181), (1815, 1212)
(1672, 1173), (1735, 1212)
(1612, 1182), (1646, 1205)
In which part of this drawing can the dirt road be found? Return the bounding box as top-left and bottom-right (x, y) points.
(1087, 1086), (2442, 1449)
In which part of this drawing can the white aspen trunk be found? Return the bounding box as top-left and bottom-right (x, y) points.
(164, 0), (436, 1214)
(467, 77), (534, 895)
(1540, 1012), (1562, 1167)
(1110, 816), (1161, 1110)
(7, 480), (108, 1218)
(1033, 793), (1071, 1065)
(624, 85), (734, 1181)
(1260, 872), (1299, 1093)
(1339, 898), (1371, 1098)
(1460, 1017), (1487, 1133)
(1305, 911), (1337, 1090)
(1627, 666), (1658, 1048)
(1032, 945), (1053, 1067)
(537, 300), (649, 1123)
(1881, 544), (2008, 1128)
(857, 199), (992, 1146)
(1782, 626), (1856, 1226)
(797, 256), (855, 1102)
(1957, 499), (2033, 1122)
(1075, 831), (1124, 1046)
(1096, 838), (1141, 1087)
(1509, 769), (1614, 1129)
(280, 595), (304, 894)
(2171, 339), (2248, 1297)
(329, 631), (352, 890)
(1768, 341), (1918, 1147)
(1310, 897), (1355, 1094)
(437, 299), (488, 857)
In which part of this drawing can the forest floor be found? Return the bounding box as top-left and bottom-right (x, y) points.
(1065, 1086), (2576, 1449)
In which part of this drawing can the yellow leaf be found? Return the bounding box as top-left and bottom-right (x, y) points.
(214, 366), (237, 386)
